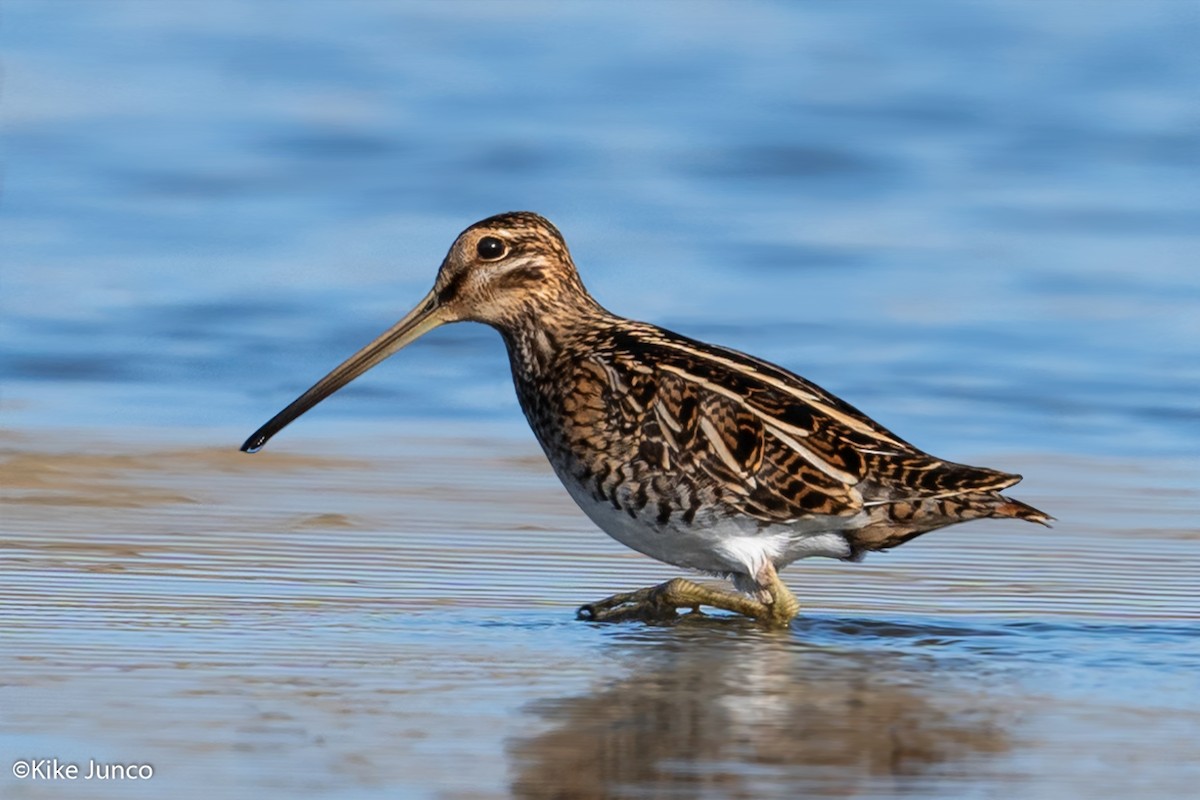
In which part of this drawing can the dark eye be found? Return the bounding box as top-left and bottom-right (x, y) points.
(476, 236), (507, 261)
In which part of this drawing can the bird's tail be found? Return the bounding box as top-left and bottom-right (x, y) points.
(992, 495), (1054, 527)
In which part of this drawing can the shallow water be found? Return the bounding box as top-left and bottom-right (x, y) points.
(2, 428), (1198, 799)
(2, 1), (1199, 798)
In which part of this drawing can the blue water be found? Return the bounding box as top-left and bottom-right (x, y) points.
(2, 3), (1199, 800)
(3, 0), (1197, 459)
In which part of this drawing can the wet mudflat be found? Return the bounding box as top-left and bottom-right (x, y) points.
(2, 427), (1196, 799)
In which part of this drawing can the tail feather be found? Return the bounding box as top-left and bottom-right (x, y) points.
(848, 491), (1053, 553)
(992, 494), (1054, 527)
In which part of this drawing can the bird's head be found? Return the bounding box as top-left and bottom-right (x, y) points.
(430, 211), (591, 328)
(241, 211), (595, 452)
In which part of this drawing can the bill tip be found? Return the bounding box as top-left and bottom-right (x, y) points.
(240, 435), (265, 454)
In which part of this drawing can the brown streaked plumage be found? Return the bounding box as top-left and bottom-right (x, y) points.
(242, 211), (1051, 628)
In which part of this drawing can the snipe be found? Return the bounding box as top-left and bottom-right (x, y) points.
(242, 212), (1050, 627)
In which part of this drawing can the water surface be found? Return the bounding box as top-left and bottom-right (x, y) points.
(3, 429), (1198, 799)
(2, 1), (1198, 798)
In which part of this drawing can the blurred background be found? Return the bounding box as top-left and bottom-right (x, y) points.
(2, 2), (1198, 799)
(3, 0), (1196, 457)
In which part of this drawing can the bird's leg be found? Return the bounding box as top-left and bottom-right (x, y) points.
(757, 562), (801, 627)
(578, 566), (800, 628)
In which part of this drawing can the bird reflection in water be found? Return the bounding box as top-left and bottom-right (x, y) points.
(509, 618), (1012, 798)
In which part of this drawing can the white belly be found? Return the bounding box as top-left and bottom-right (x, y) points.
(558, 474), (857, 581)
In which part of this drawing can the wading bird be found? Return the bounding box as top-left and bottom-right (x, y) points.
(242, 212), (1050, 627)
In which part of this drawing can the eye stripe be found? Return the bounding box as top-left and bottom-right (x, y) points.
(496, 266), (545, 288)
(438, 270), (467, 301)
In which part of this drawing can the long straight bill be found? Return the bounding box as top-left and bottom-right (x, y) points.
(241, 289), (445, 453)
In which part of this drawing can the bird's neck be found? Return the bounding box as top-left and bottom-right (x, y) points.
(496, 293), (614, 382)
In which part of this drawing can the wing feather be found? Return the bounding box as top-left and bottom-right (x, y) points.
(593, 324), (1021, 523)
